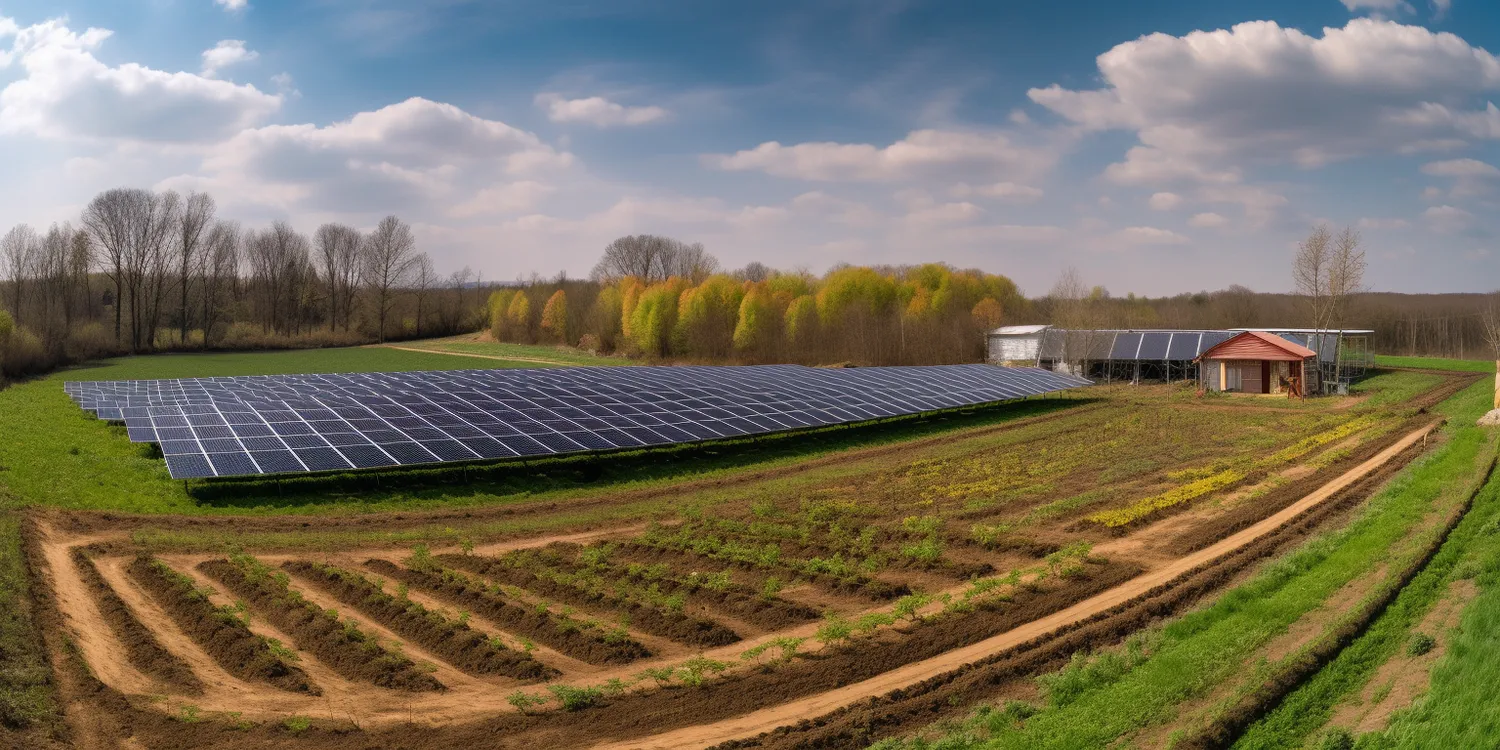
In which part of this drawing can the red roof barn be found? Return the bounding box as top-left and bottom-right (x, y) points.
(1195, 331), (1320, 396)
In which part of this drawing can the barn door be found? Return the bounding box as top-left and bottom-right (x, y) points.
(1261, 361), (1271, 394)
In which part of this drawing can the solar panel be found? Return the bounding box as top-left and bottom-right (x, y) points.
(64, 364), (1091, 479)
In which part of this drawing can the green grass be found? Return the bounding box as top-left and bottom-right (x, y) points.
(0, 514), (60, 738)
(0, 343), (1094, 522)
(392, 336), (632, 367)
(1231, 470), (1500, 749)
(871, 378), (1499, 750)
(1374, 356), (1495, 374)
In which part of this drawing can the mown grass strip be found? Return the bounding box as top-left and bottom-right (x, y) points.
(1231, 468), (1500, 748)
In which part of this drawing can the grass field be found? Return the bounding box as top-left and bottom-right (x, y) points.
(0, 342), (1485, 750)
(384, 333), (633, 366)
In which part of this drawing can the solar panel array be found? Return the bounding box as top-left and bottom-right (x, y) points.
(1038, 330), (1236, 363)
(64, 364), (1091, 480)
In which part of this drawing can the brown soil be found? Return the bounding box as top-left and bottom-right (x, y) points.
(615, 538), (909, 602)
(1334, 577), (1477, 734)
(543, 542), (823, 631)
(198, 558), (444, 692)
(283, 560), (558, 681)
(69, 548), (203, 695)
(439, 552), (743, 648)
(126, 556), (316, 695)
(364, 558), (653, 665)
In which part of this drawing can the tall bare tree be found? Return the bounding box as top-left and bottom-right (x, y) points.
(200, 220), (240, 347)
(138, 191), (182, 350)
(412, 253), (436, 337)
(315, 223), (363, 333)
(174, 192), (215, 344)
(590, 235), (718, 284)
(1293, 224), (1334, 337)
(362, 215), (418, 342)
(82, 188), (148, 344)
(245, 222), (312, 335)
(1328, 226), (1367, 384)
(1, 224), (40, 323)
(66, 228), (92, 328)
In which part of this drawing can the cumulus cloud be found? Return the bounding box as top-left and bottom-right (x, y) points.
(534, 93), (668, 127)
(707, 129), (1053, 183)
(1421, 158), (1500, 178)
(201, 40), (257, 78)
(1357, 216), (1410, 229)
(1424, 204), (1474, 233)
(1148, 191), (1182, 211)
(1188, 212), (1228, 228)
(215, 0), (249, 12)
(1031, 19), (1500, 185)
(194, 97), (574, 213)
(1115, 226), (1190, 245)
(0, 17), (279, 143)
(949, 181), (1044, 201)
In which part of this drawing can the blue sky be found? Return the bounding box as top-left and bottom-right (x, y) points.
(0, 0), (1497, 296)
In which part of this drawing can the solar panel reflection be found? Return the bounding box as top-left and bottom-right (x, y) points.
(65, 364), (1091, 479)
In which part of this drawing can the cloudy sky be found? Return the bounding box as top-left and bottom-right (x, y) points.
(0, 0), (1497, 296)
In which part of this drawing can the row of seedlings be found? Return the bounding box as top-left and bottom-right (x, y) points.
(547, 543), (822, 631)
(126, 555), (316, 694)
(74, 549), (203, 694)
(679, 516), (996, 580)
(622, 523), (912, 601)
(366, 557), (652, 665)
(437, 548), (741, 648)
(199, 554), (443, 692)
(283, 560), (558, 681)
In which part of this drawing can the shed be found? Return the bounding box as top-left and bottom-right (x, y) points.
(1195, 331), (1319, 396)
(986, 325), (1051, 365)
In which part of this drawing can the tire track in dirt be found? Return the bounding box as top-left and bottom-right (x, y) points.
(594, 419), (1443, 750)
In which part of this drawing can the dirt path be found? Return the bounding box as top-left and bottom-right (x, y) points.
(593, 420), (1443, 750)
(379, 344), (581, 367)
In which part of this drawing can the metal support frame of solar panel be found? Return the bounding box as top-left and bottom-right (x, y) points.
(66, 365), (1090, 480)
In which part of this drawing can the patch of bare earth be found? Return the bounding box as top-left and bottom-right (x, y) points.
(1331, 577), (1479, 734)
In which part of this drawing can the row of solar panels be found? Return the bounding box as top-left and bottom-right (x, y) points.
(1033, 330), (1340, 363)
(66, 364), (1092, 480)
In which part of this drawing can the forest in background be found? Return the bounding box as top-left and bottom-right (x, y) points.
(1, 194), (1497, 380)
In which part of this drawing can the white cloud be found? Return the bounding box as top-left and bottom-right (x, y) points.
(707, 129), (1053, 183)
(448, 181), (554, 218)
(1424, 204), (1474, 233)
(949, 181), (1043, 201)
(1421, 158), (1500, 178)
(215, 0), (249, 12)
(1031, 19), (1500, 185)
(201, 39), (257, 78)
(1357, 216), (1411, 229)
(1188, 212), (1228, 228)
(194, 97), (574, 214)
(903, 201), (982, 224)
(0, 18), (279, 143)
(534, 93), (668, 127)
(1148, 191), (1182, 211)
(1340, 0), (1411, 11)
(1115, 226), (1190, 245)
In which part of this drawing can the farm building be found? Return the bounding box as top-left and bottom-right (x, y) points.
(1195, 331), (1320, 396)
(986, 325), (1374, 392)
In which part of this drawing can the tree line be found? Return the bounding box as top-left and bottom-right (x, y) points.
(484, 235), (1026, 366)
(0, 187), (486, 378)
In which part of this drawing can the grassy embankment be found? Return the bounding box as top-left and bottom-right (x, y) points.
(871, 375), (1497, 750)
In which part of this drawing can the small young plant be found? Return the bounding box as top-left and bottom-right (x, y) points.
(283, 715), (311, 733)
(507, 690), (550, 714)
(407, 544), (435, 571)
(854, 611), (896, 636)
(639, 666), (676, 687)
(176, 704), (202, 723)
(815, 612), (853, 650)
(677, 655), (730, 687)
(459, 537), (475, 556)
(547, 684), (605, 711)
(892, 592), (934, 623)
(1407, 632), (1437, 657)
(760, 576), (784, 601)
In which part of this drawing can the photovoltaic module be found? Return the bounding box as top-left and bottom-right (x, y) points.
(64, 364), (1091, 479)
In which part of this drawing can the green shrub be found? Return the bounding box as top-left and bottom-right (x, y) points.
(1407, 632), (1437, 657)
(547, 684), (604, 711)
(507, 690), (550, 714)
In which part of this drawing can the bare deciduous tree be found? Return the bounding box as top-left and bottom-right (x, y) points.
(315, 223), (363, 333)
(1329, 226), (1367, 384)
(246, 222), (313, 335)
(200, 220), (240, 347)
(362, 215), (419, 342)
(82, 188), (149, 344)
(413, 252), (435, 337)
(175, 192), (215, 345)
(590, 234), (719, 284)
(1293, 224), (1334, 335)
(1, 224), (40, 322)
